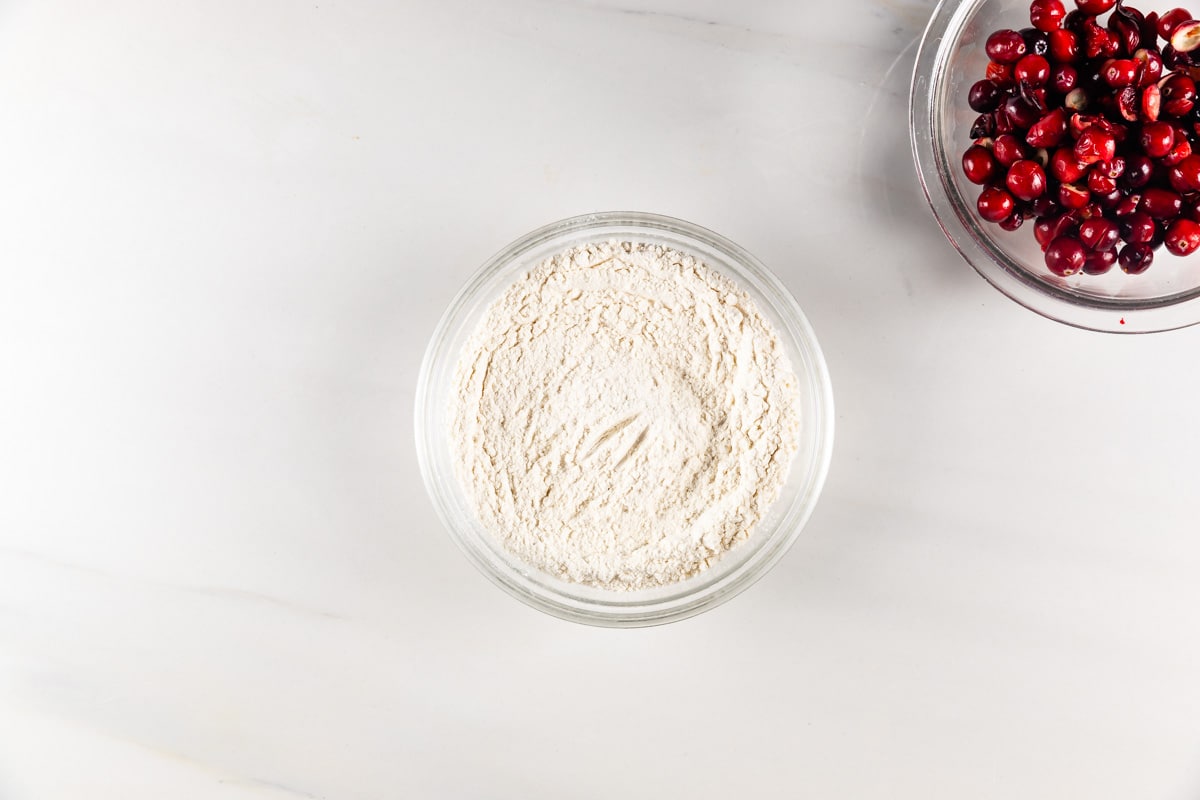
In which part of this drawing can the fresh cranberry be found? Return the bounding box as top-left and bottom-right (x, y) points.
(1120, 155), (1154, 189)
(1120, 211), (1157, 243)
(1015, 54), (1052, 85)
(1005, 95), (1042, 128)
(1074, 129), (1117, 164)
(1103, 58), (1139, 87)
(968, 80), (1003, 112)
(1051, 147), (1088, 181)
(987, 29), (1029, 63)
(963, 146), (998, 184)
(994, 134), (1030, 167)
(1158, 8), (1193, 39)
(1027, 109), (1069, 148)
(1177, 154), (1200, 190)
(1169, 164), (1193, 192)
(1051, 64), (1078, 93)
(1164, 137), (1193, 166)
(1045, 236), (1088, 275)
(1031, 0), (1067, 32)
(978, 186), (1017, 222)
(1078, 217), (1120, 250)
(987, 61), (1016, 88)
(1087, 169), (1117, 194)
(1035, 214), (1078, 249)
(1000, 211), (1027, 231)
(1140, 120), (1176, 157)
(1114, 194), (1143, 218)
(1076, 0), (1116, 13)
(1049, 29), (1080, 62)
(1119, 243), (1155, 273)
(1165, 218), (1200, 255)
(1059, 183), (1092, 209)
(1140, 187), (1184, 219)
(1134, 49), (1164, 87)
(1095, 188), (1123, 209)
(1083, 249), (1118, 274)
(1085, 26), (1120, 59)
(1007, 160), (1049, 200)
(1162, 74), (1197, 116)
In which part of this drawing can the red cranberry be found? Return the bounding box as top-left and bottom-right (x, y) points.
(1134, 49), (1164, 88)
(1140, 121), (1175, 157)
(987, 61), (1016, 88)
(1031, 0), (1067, 32)
(1083, 249), (1118, 274)
(1158, 8), (1193, 39)
(1051, 147), (1088, 181)
(1095, 188), (1123, 209)
(1085, 26), (1120, 59)
(994, 134), (1030, 167)
(1074, 129), (1117, 165)
(1015, 54), (1052, 85)
(987, 29), (1029, 63)
(1045, 236), (1088, 275)
(1078, 217), (1120, 251)
(1184, 197), (1200, 222)
(1119, 243), (1155, 273)
(1087, 169), (1117, 194)
(1076, 0), (1116, 12)
(978, 186), (1017, 222)
(1140, 187), (1184, 218)
(1000, 211), (1026, 231)
(1169, 164), (1193, 193)
(1120, 155), (1154, 189)
(1176, 154), (1200, 190)
(1164, 138), (1193, 166)
(1051, 64), (1078, 93)
(968, 80), (1004, 112)
(963, 146), (999, 184)
(1120, 211), (1157, 243)
(1007, 160), (1049, 200)
(1027, 109), (1069, 148)
(1162, 74), (1197, 116)
(1059, 182), (1091, 209)
(1034, 213), (1078, 250)
(1114, 194), (1142, 217)
(1165, 218), (1200, 255)
(1171, 20), (1200, 52)
(1049, 29), (1080, 62)
(1102, 58), (1138, 87)
(1005, 95), (1042, 128)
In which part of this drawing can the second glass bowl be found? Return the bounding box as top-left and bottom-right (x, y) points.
(911, 0), (1200, 333)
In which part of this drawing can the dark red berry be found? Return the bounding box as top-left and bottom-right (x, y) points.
(1103, 58), (1138, 87)
(1078, 217), (1120, 251)
(1015, 54), (1052, 85)
(1083, 249), (1118, 274)
(1027, 109), (1069, 147)
(1165, 218), (1200, 255)
(1000, 211), (1026, 231)
(1140, 121), (1175, 157)
(1045, 236), (1088, 275)
(994, 134), (1030, 167)
(1121, 212), (1157, 243)
(1004, 95), (1042, 127)
(1158, 8), (1193, 40)
(1031, 0), (1068, 32)
(1051, 64), (1078, 93)
(1114, 194), (1142, 218)
(1076, 0), (1116, 13)
(968, 80), (1004, 112)
(1162, 74), (1197, 116)
(1049, 29), (1080, 62)
(1176, 154), (1200, 190)
(1163, 138), (1193, 166)
(1059, 182), (1091, 209)
(1087, 169), (1117, 194)
(1140, 188), (1184, 219)
(1120, 155), (1154, 189)
(1074, 129), (1117, 164)
(1007, 160), (1049, 200)
(963, 146), (998, 184)
(1051, 147), (1088, 181)
(987, 29), (1028, 63)
(1119, 243), (1155, 273)
(978, 186), (1017, 222)
(987, 61), (1016, 88)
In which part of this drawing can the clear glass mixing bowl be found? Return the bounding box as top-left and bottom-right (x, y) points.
(414, 212), (835, 626)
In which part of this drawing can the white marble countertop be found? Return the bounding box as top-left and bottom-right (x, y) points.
(2, 1), (1199, 797)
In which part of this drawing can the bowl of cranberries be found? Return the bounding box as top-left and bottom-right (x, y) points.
(912, 0), (1200, 331)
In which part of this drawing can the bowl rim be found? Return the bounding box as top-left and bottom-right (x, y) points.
(910, 0), (1200, 334)
(413, 211), (835, 627)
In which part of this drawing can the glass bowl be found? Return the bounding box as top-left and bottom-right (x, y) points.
(911, 0), (1200, 333)
(414, 212), (835, 627)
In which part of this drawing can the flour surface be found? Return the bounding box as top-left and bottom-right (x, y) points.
(452, 240), (801, 590)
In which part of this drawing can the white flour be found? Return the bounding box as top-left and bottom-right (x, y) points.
(451, 240), (801, 590)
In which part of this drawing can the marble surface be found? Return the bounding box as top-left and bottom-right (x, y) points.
(2, 1), (1199, 797)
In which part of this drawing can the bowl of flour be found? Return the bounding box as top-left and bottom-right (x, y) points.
(415, 212), (833, 626)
